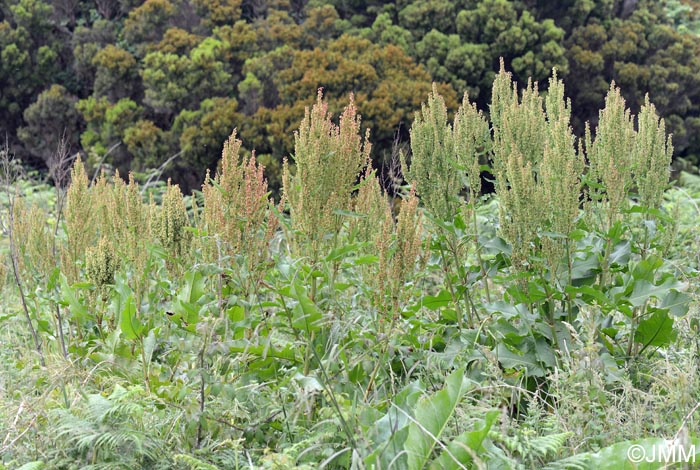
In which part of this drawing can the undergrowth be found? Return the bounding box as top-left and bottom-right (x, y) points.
(1, 63), (699, 469)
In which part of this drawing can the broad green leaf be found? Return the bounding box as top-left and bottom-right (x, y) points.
(368, 381), (424, 445)
(570, 251), (599, 282)
(288, 283), (323, 332)
(569, 228), (586, 241)
(353, 254), (379, 265)
(226, 305), (245, 323)
(143, 329), (156, 365)
(482, 236), (511, 256)
(484, 301), (530, 320)
(660, 289), (691, 317)
(365, 427), (411, 469)
(405, 367), (472, 470)
(622, 204), (673, 223)
(585, 437), (699, 469)
(15, 461), (46, 470)
(495, 343), (545, 377)
(178, 270), (205, 305)
(634, 309), (676, 348)
(609, 240), (631, 266)
(120, 294), (141, 340)
(172, 298), (200, 331)
(325, 242), (361, 261)
(505, 281), (547, 303)
(229, 342), (298, 362)
(566, 285), (610, 308)
(60, 274), (89, 321)
(293, 373), (324, 393)
(430, 410), (499, 469)
(631, 256), (663, 282)
(489, 319), (529, 344)
(420, 290), (453, 310)
(629, 278), (682, 307)
(534, 337), (557, 369)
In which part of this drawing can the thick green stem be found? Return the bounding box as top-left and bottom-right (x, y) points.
(565, 239), (574, 323)
(438, 241), (465, 328)
(140, 337), (151, 393)
(472, 207), (491, 303)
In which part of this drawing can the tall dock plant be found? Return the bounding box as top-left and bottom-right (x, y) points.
(282, 90), (370, 261)
(151, 181), (190, 263)
(584, 83), (636, 236)
(540, 71), (584, 287)
(402, 84), (490, 327)
(633, 96), (672, 212)
(352, 166), (389, 248)
(584, 86), (673, 285)
(491, 63), (583, 271)
(355, 172), (424, 318)
(62, 157), (95, 283)
(584, 88), (674, 359)
(490, 63), (583, 334)
(94, 172), (151, 301)
(1, 151), (45, 365)
(490, 63), (547, 272)
(454, 91), (492, 303)
(402, 84), (459, 222)
(201, 129), (279, 295)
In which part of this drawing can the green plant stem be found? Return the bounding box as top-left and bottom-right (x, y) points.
(451, 233), (480, 325)
(364, 314), (397, 402)
(303, 331), (315, 376)
(50, 169), (69, 357)
(438, 241), (463, 328)
(565, 239), (574, 323)
(308, 338), (359, 452)
(472, 207), (491, 303)
(8, 227), (45, 367)
(540, 274), (561, 353)
(196, 317), (214, 449)
(277, 293), (302, 343)
(140, 336), (151, 394)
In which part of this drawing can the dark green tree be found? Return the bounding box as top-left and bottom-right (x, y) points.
(17, 84), (81, 164)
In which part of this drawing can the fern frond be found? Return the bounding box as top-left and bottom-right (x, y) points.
(174, 454), (220, 470)
(542, 452), (590, 470)
(15, 462), (46, 470)
(526, 432), (571, 459)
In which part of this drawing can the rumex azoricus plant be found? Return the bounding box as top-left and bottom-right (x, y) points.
(584, 83), (637, 234)
(97, 172), (150, 278)
(352, 165), (390, 246)
(490, 64), (583, 279)
(11, 197), (53, 278)
(388, 186), (424, 309)
(540, 71), (584, 282)
(401, 83), (488, 222)
(490, 64), (548, 272)
(352, 167), (425, 319)
(633, 95), (673, 212)
(584, 85), (673, 282)
(85, 236), (120, 289)
(283, 89), (370, 259)
(62, 157), (95, 283)
(201, 129), (279, 291)
(151, 180), (190, 261)
(454, 92), (489, 206)
(403, 84), (490, 326)
(401, 83), (458, 222)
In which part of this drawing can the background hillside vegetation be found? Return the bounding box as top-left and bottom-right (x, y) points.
(1, 62), (699, 468)
(1, 0), (700, 193)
